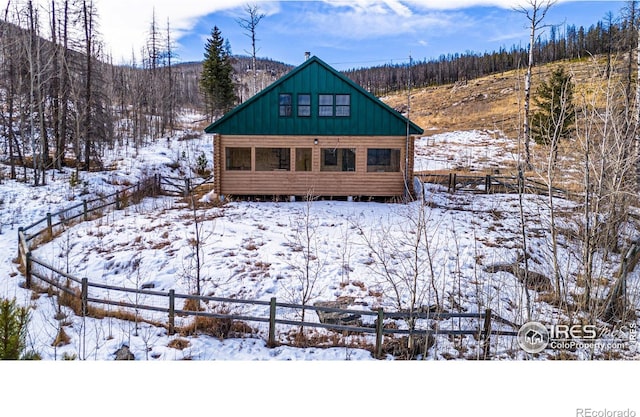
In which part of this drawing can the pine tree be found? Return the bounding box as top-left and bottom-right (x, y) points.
(531, 66), (575, 161)
(0, 298), (30, 360)
(200, 26), (236, 119)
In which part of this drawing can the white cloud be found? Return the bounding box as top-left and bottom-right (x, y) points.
(93, 0), (248, 62)
(405, 0), (576, 10)
(0, 0), (252, 62)
(0, 0), (590, 64)
(309, 0), (474, 40)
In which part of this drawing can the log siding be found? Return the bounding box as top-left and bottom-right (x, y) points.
(213, 134), (416, 197)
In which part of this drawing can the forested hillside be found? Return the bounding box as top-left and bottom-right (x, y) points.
(0, 0), (637, 186)
(0, 9), (289, 185)
(345, 13), (633, 95)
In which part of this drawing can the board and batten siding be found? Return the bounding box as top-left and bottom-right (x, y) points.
(213, 134), (416, 197)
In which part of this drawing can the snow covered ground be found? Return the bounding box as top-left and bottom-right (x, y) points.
(2, 126), (639, 415)
(1, 127), (639, 361)
(414, 130), (519, 171)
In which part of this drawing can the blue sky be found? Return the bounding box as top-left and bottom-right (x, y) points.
(0, 1), (626, 70)
(180, 1), (625, 70)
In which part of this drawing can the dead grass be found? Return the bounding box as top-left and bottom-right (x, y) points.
(58, 286), (83, 316)
(286, 329), (373, 351)
(182, 298), (205, 312)
(52, 327), (71, 347)
(168, 338), (191, 350)
(384, 56), (614, 138)
(180, 315), (233, 339)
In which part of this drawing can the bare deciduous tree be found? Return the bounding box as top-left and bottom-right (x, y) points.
(283, 193), (328, 325)
(515, 0), (557, 170)
(353, 199), (441, 356)
(236, 3), (265, 97)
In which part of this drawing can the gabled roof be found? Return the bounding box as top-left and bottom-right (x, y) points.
(204, 56), (424, 136)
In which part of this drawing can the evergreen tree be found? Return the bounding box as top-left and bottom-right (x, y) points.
(531, 66), (575, 160)
(200, 26), (236, 119)
(0, 298), (30, 360)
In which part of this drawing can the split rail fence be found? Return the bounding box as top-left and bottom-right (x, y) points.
(16, 175), (518, 359)
(414, 171), (575, 199)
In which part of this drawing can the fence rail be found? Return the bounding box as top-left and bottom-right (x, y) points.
(160, 175), (214, 197)
(16, 175), (518, 359)
(414, 171), (575, 199)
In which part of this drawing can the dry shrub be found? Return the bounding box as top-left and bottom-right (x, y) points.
(182, 298), (204, 312)
(368, 288), (383, 298)
(106, 308), (138, 322)
(168, 338), (191, 350)
(287, 329), (338, 348)
(230, 320), (255, 336)
(286, 329), (373, 351)
(58, 286), (83, 315)
(150, 241), (171, 250)
(52, 327), (71, 347)
(380, 334), (435, 359)
(548, 350), (578, 360)
(181, 315), (232, 339)
(351, 281), (366, 290)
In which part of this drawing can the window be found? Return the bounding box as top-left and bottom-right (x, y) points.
(225, 148), (251, 171)
(318, 94), (350, 117)
(336, 94), (350, 117)
(256, 148), (291, 171)
(321, 148), (356, 172)
(295, 148), (312, 171)
(279, 94), (292, 117)
(319, 94), (334, 117)
(322, 149), (337, 167)
(367, 148), (400, 172)
(297, 94), (311, 117)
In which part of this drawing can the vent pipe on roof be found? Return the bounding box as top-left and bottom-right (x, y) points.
(305, 51), (310, 60)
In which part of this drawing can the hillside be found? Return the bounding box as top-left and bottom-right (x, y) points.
(381, 55), (615, 139)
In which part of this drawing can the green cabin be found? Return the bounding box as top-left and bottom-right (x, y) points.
(204, 55), (423, 198)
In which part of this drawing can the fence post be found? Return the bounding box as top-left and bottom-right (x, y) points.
(17, 227), (23, 259)
(375, 308), (384, 359)
(184, 178), (191, 197)
(81, 278), (88, 316)
(518, 169), (525, 194)
(447, 173), (453, 192)
(115, 191), (120, 210)
(25, 252), (32, 289)
(482, 308), (492, 359)
(83, 200), (88, 221)
(485, 175), (491, 193)
(46, 212), (53, 237)
(268, 297), (277, 347)
(167, 289), (175, 335)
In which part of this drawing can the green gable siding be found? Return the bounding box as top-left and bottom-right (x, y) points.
(204, 56), (423, 136)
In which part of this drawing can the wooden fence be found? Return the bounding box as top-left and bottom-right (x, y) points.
(415, 171), (574, 199)
(160, 175), (214, 197)
(16, 175), (518, 359)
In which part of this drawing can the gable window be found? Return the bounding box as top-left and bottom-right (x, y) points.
(336, 94), (350, 117)
(367, 148), (400, 172)
(298, 94), (311, 117)
(319, 94), (334, 117)
(279, 93), (292, 117)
